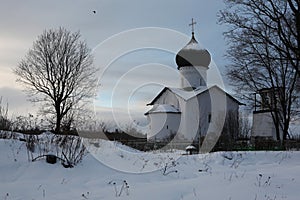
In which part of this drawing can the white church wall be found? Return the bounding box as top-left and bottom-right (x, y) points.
(175, 90), (212, 142)
(152, 89), (180, 109)
(224, 95), (240, 139)
(197, 87), (239, 139)
(146, 86), (241, 143)
(147, 112), (181, 141)
(197, 91), (211, 139)
(182, 96), (201, 141)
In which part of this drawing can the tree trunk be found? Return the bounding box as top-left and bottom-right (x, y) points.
(296, 12), (300, 75)
(55, 104), (62, 134)
(55, 117), (61, 134)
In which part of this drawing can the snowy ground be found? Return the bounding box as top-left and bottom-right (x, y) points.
(0, 137), (300, 200)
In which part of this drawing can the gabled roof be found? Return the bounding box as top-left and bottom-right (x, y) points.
(144, 104), (181, 115)
(147, 85), (244, 106)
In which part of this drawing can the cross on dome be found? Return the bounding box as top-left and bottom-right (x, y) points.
(189, 18), (197, 35)
(176, 18), (211, 70)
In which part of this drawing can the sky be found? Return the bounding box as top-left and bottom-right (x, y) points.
(0, 0), (230, 130)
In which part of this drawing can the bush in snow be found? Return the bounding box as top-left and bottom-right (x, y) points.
(28, 132), (87, 168)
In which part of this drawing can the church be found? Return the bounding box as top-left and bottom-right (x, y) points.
(145, 20), (243, 149)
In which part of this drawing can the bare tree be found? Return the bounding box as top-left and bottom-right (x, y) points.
(14, 27), (98, 134)
(219, 0), (300, 74)
(219, 0), (300, 143)
(0, 97), (10, 130)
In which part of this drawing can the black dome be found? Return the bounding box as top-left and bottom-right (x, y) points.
(176, 34), (211, 69)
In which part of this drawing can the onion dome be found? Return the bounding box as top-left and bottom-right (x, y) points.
(176, 33), (211, 69)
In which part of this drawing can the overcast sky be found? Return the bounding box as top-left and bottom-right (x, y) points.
(0, 0), (230, 129)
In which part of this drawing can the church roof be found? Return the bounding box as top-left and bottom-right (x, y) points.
(147, 85), (244, 106)
(144, 104), (181, 115)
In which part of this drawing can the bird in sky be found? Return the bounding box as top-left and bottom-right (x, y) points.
(92, 10), (96, 14)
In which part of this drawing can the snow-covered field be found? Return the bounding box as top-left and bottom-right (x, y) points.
(0, 137), (300, 200)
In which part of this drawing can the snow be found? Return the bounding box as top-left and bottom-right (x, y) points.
(147, 85), (230, 106)
(182, 37), (205, 51)
(1, 137), (300, 199)
(168, 86), (207, 100)
(185, 145), (196, 150)
(183, 42), (203, 50)
(144, 104), (180, 115)
(168, 86), (214, 100)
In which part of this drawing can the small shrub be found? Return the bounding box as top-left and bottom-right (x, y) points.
(29, 132), (87, 167)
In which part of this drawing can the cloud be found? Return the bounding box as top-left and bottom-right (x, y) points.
(93, 105), (149, 132)
(0, 87), (37, 116)
(0, 0), (229, 125)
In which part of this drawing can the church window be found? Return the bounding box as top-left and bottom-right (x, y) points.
(208, 113), (211, 123)
(167, 125), (169, 129)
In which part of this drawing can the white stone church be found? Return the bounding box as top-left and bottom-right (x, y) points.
(145, 27), (243, 146)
